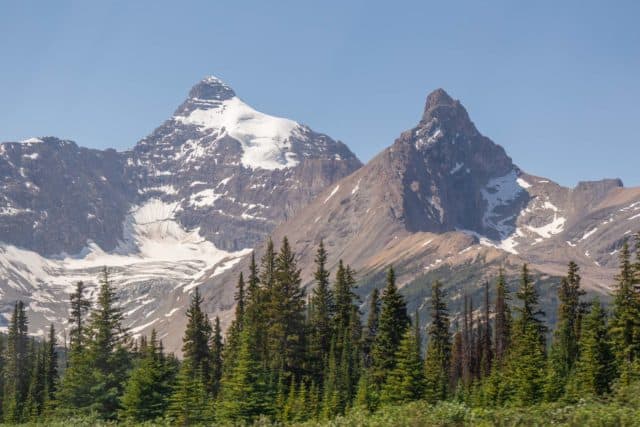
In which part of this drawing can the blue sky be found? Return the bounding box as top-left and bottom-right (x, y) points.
(1, 0), (639, 186)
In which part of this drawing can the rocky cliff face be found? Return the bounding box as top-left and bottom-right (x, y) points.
(0, 76), (361, 346)
(209, 88), (640, 333)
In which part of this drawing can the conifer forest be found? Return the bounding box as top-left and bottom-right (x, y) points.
(1, 235), (640, 426)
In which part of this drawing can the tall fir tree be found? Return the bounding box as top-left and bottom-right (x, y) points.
(2, 301), (30, 423)
(493, 269), (511, 365)
(44, 324), (58, 406)
(308, 240), (334, 384)
(371, 267), (410, 387)
(381, 312), (425, 404)
(569, 300), (615, 398)
(210, 316), (224, 397)
(120, 330), (176, 422)
(423, 281), (451, 402)
(480, 281), (493, 377)
(217, 329), (270, 423)
(363, 288), (380, 369)
(268, 237), (307, 381)
(506, 264), (547, 406)
(84, 267), (131, 418)
(181, 287), (212, 391)
(609, 241), (640, 384)
(545, 261), (585, 400)
(166, 360), (213, 425)
(68, 281), (91, 353)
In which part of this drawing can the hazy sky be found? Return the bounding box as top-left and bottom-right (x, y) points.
(1, 0), (639, 186)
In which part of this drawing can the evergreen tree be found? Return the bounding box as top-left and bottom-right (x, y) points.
(570, 300), (615, 397)
(68, 281), (91, 352)
(545, 261), (585, 400)
(493, 269), (511, 365)
(210, 316), (223, 397)
(268, 237), (306, 381)
(120, 330), (175, 422)
(25, 340), (46, 420)
(308, 240), (334, 384)
(363, 288), (380, 369)
(381, 314), (425, 404)
(610, 241), (640, 384)
(181, 287), (212, 391)
(84, 267), (131, 418)
(371, 267), (410, 386)
(423, 281), (451, 402)
(44, 324), (58, 406)
(480, 281), (493, 377)
(217, 329), (269, 423)
(2, 301), (30, 423)
(506, 264), (547, 406)
(166, 361), (213, 425)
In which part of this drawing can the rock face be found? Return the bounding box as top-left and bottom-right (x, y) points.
(0, 76), (361, 346)
(211, 88), (640, 332)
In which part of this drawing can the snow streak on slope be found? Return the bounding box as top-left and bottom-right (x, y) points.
(174, 96), (302, 170)
(0, 198), (251, 334)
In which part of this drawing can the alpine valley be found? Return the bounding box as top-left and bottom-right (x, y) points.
(1, 77), (639, 352)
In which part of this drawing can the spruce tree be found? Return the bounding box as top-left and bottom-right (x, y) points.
(308, 240), (334, 384)
(423, 280), (451, 402)
(120, 330), (174, 422)
(68, 281), (91, 352)
(217, 329), (269, 423)
(181, 286), (212, 391)
(545, 261), (585, 400)
(480, 281), (493, 377)
(84, 267), (131, 418)
(381, 315), (425, 404)
(2, 301), (30, 423)
(44, 324), (58, 406)
(506, 264), (547, 405)
(570, 300), (615, 397)
(166, 360), (213, 425)
(371, 267), (410, 386)
(494, 269), (511, 365)
(268, 237), (306, 381)
(363, 288), (380, 369)
(210, 316), (223, 397)
(610, 241), (640, 384)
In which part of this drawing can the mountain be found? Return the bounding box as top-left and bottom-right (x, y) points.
(0, 76), (361, 345)
(210, 88), (640, 328)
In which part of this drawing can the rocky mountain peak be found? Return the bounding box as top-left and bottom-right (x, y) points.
(187, 75), (236, 101)
(418, 88), (477, 140)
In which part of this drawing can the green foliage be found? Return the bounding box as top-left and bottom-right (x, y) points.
(371, 267), (410, 386)
(423, 280), (451, 403)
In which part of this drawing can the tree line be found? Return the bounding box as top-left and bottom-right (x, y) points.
(0, 234), (639, 424)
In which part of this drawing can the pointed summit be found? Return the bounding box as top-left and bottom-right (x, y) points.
(425, 88), (455, 109)
(188, 75), (236, 101)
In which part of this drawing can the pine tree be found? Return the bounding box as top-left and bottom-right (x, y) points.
(570, 300), (615, 397)
(181, 286), (212, 391)
(493, 269), (511, 365)
(166, 360), (213, 425)
(210, 316), (223, 397)
(610, 241), (640, 384)
(44, 324), (58, 407)
(381, 314), (425, 404)
(25, 340), (46, 420)
(480, 281), (493, 377)
(363, 288), (380, 369)
(84, 267), (131, 418)
(267, 237), (306, 381)
(68, 281), (91, 352)
(506, 264), (547, 406)
(308, 240), (334, 384)
(545, 261), (585, 400)
(2, 301), (30, 423)
(371, 267), (410, 386)
(423, 280), (451, 402)
(120, 330), (175, 422)
(217, 329), (270, 423)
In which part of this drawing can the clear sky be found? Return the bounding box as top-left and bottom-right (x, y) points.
(1, 0), (639, 187)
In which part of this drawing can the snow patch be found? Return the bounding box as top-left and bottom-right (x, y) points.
(174, 97), (302, 170)
(324, 185), (340, 204)
(450, 162), (464, 174)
